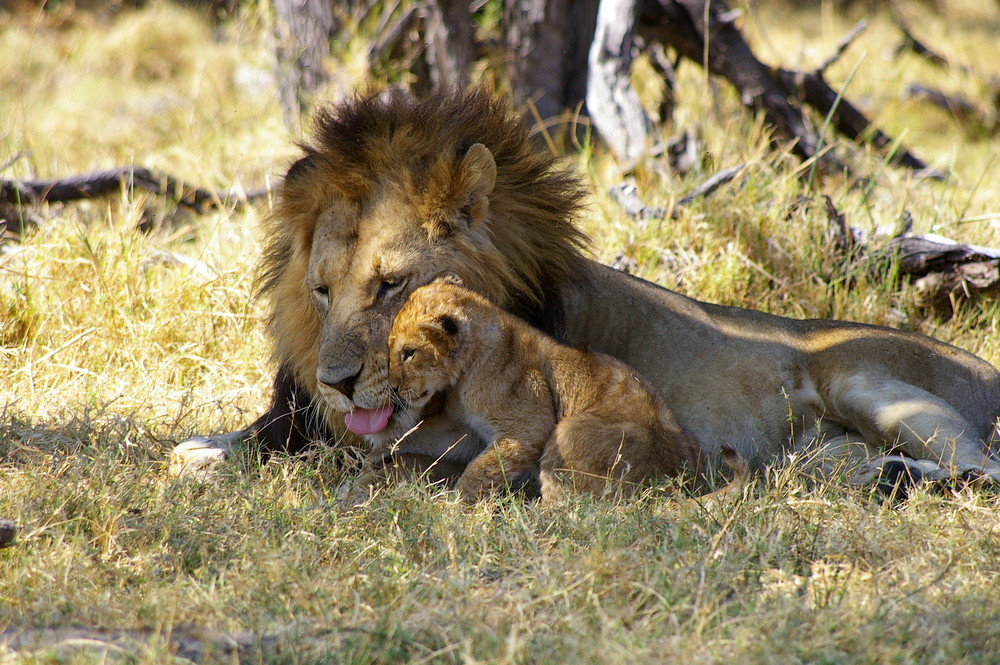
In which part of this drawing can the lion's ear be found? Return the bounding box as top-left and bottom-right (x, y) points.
(418, 314), (461, 357)
(457, 143), (496, 200)
(284, 154), (316, 184)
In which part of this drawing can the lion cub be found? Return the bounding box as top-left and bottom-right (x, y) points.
(387, 277), (705, 502)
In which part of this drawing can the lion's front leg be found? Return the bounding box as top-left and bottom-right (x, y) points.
(168, 429), (247, 479)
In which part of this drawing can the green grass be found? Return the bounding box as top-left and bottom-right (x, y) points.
(3, 0), (1000, 663)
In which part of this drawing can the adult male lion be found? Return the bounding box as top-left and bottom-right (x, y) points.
(171, 87), (1000, 488)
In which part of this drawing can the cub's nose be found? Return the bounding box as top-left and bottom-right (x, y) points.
(318, 365), (362, 400)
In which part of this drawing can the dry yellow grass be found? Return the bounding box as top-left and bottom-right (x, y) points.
(2, 1), (1000, 663)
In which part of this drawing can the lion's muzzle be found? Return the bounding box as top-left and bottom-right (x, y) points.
(317, 363), (362, 400)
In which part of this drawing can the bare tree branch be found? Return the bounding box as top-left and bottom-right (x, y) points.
(817, 20), (867, 75)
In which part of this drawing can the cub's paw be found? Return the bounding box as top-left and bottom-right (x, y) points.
(168, 437), (233, 480)
(334, 474), (378, 508)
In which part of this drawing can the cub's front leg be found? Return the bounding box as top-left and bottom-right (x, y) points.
(337, 404), (485, 506)
(456, 437), (543, 501)
(340, 450), (469, 505)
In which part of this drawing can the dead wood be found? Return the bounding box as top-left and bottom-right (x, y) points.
(893, 17), (999, 133)
(609, 162), (747, 220)
(635, 0), (824, 164)
(0, 167), (270, 213)
(368, 2), (430, 84)
(585, 0), (939, 178)
(772, 67), (943, 179)
(0, 519), (15, 548)
(819, 195), (1000, 316)
(586, 0), (656, 164)
(905, 84), (980, 122)
(612, 188), (1000, 317)
(882, 233), (1000, 315)
(894, 16), (959, 72)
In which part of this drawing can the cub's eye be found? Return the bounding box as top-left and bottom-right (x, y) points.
(400, 346), (416, 362)
(376, 276), (407, 301)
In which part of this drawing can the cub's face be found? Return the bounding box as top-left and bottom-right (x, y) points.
(388, 288), (465, 412)
(387, 334), (454, 412)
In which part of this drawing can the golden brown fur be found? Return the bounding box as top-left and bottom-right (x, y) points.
(172, 86), (1000, 491)
(388, 278), (705, 501)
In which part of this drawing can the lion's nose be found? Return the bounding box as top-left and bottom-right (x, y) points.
(318, 365), (361, 400)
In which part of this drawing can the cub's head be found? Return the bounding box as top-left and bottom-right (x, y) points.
(258, 87), (587, 444)
(388, 278), (472, 412)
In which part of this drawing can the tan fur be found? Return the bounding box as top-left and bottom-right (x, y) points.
(255, 86), (1000, 494)
(388, 279), (705, 501)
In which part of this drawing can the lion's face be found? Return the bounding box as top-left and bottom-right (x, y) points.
(260, 88), (587, 446)
(305, 144), (497, 440)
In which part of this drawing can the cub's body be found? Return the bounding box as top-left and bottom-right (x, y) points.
(388, 279), (704, 501)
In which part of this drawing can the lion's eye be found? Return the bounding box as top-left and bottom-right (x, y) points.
(376, 277), (406, 301)
(312, 285), (330, 307)
(401, 346), (416, 362)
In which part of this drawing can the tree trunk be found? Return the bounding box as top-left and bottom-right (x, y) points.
(504, 0), (600, 120)
(424, 0), (476, 90)
(587, 0), (656, 164)
(272, 0), (339, 131)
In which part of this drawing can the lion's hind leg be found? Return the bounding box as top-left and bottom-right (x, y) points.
(826, 375), (1000, 483)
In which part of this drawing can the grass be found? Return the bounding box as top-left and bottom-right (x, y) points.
(3, 0), (1000, 663)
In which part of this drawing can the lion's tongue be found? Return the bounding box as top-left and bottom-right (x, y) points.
(344, 405), (394, 436)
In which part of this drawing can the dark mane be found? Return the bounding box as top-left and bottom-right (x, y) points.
(257, 87), (590, 397)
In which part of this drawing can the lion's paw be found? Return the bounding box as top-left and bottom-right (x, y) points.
(851, 455), (1000, 500)
(168, 437), (233, 480)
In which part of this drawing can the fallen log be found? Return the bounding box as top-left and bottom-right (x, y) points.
(612, 186), (1000, 317)
(882, 233), (1000, 315)
(0, 519), (16, 548)
(1, 166), (270, 213)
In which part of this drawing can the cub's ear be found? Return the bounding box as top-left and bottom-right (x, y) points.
(433, 274), (465, 288)
(457, 143), (496, 199)
(418, 314), (461, 356)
